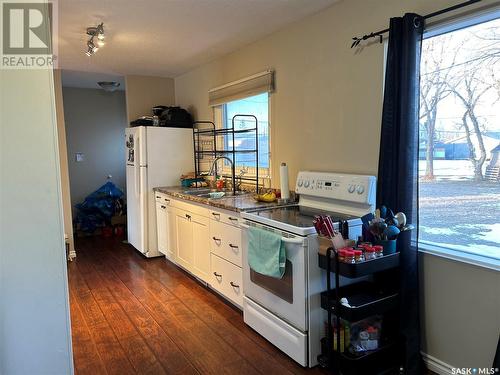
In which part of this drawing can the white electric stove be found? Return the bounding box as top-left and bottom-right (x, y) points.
(240, 171), (376, 367)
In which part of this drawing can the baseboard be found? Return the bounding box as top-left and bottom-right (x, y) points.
(421, 352), (454, 375)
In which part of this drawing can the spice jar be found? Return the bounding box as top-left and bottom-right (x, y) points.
(374, 245), (384, 258)
(337, 249), (346, 262)
(364, 246), (376, 260)
(354, 249), (364, 263)
(344, 250), (356, 264)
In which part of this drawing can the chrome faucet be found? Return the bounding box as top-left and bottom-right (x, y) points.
(209, 156), (236, 194)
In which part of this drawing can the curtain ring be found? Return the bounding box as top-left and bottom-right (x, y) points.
(413, 16), (423, 28)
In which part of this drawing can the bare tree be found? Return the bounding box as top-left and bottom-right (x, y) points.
(419, 37), (459, 180)
(450, 69), (492, 180)
(473, 25), (500, 100)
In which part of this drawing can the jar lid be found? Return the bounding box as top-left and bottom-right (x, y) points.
(373, 245), (384, 251)
(345, 250), (355, 256)
(354, 250), (363, 255)
(365, 247), (375, 252)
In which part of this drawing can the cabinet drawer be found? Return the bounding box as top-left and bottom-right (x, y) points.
(209, 209), (240, 227)
(210, 254), (243, 308)
(155, 192), (172, 205)
(210, 220), (242, 267)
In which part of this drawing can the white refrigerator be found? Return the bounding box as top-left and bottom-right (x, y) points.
(125, 126), (193, 257)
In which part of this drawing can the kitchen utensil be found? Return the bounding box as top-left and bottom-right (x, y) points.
(369, 221), (387, 239)
(395, 212), (407, 228)
(379, 205), (387, 219)
(383, 225), (400, 240)
(386, 208), (395, 221)
(361, 213), (374, 229)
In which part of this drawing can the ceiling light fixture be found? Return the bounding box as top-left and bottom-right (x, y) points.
(85, 22), (105, 56)
(97, 81), (120, 92)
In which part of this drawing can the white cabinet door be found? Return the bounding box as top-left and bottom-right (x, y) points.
(155, 201), (168, 256)
(175, 210), (193, 271)
(191, 213), (210, 283)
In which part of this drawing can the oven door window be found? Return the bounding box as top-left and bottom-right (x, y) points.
(250, 259), (293, 303)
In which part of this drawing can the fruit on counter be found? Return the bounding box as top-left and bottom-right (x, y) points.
(254, 191), (277, 202)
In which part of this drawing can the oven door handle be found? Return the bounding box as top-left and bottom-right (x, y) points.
(240, 223), (306, 245)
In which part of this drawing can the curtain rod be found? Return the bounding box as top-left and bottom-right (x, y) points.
(350, 0), (482, 48)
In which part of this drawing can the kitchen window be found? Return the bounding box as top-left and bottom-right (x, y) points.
(210, 71), (274, 180)
(214, 93), (270, 178)
(417, 12), (500, 267)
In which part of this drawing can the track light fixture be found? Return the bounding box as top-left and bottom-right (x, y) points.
(85, 22), (105, 56)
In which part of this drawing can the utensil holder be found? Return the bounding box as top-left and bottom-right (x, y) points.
(375, 239), (397, 255)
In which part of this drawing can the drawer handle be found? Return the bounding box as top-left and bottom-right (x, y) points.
(212, 236), (221, 242)
(161, 205), (166, 209)
(230, 281), (240, 288)
(212, 212), (220, 217)
(185, 214), (191, 220)
(164, 198), (170, 202)
(213, 272), (222, 278)
(228, 217), (238, 222)
(229, 243), (238, 249)
(156, 196), (161, 199)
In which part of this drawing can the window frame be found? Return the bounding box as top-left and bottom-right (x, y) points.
(213, 92), (272, 180)
(415, 8), (500, 271)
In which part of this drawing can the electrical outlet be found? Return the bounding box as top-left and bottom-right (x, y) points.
(75, 153), (84, 162)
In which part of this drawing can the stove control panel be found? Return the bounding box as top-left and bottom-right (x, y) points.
(295, 171), (376, 206)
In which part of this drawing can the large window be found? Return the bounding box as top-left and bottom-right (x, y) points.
(418, 15), (500, 261)
(216, 92), (270, 176)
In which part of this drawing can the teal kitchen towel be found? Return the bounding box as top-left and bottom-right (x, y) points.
(248, 226), (286, 279)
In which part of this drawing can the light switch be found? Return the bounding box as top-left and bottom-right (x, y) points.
(75, 153), (84, 162)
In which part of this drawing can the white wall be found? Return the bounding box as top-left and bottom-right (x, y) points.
(420, 253), (500, 369)
(125, 75), (176, 123)
(173, 0), (500, 369)
(63, 87), (127, 214)
(0, 68), (73, 374)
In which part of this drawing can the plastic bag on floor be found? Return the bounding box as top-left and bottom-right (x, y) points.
(75, 182), (124, 233)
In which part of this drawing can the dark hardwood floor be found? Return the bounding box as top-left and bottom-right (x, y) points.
(68, 236), (327, 375)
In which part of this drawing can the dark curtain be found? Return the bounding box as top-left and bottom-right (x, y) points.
(376, 13), (424, 375)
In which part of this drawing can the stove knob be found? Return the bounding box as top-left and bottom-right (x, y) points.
(348, 184), (355, 193)
(297, 180), (303, 187)
(304, 181), (310, 188)
(357, 185), (365, 194)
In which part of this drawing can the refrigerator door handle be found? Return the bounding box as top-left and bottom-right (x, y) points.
(135, 133), (140, 198)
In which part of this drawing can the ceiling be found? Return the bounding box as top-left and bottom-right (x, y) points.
(57, 0), (338, 78)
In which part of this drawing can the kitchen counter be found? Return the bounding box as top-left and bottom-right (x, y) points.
(154, 186), (293, 212)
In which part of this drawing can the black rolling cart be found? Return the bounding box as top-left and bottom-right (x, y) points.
(317, 242), (402, 375)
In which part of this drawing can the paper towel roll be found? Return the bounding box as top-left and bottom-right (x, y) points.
(280, 163), (290, 201)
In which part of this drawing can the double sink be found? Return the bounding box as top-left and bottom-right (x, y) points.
(182, 188), (248, 199)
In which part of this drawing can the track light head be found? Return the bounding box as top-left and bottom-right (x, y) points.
(85, 22), (105, 56)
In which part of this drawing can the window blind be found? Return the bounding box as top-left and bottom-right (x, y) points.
(208, 70), (274, 106)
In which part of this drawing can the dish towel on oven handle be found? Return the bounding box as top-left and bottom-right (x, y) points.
(248, 226), (286, 279)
